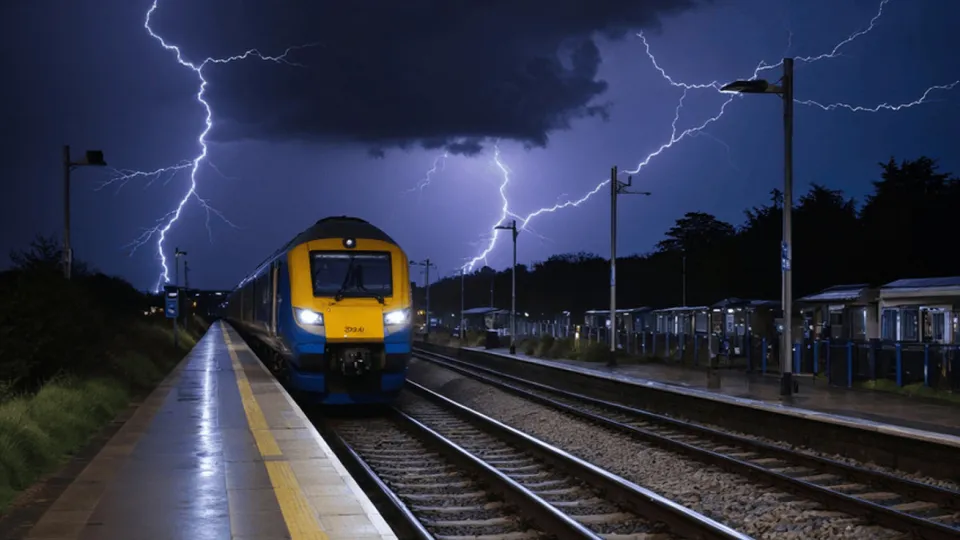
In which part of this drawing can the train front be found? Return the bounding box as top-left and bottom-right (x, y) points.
(284, 236), (411, 405)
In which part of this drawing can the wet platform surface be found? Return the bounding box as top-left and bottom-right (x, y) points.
(467, 346), (960, 439)
(22, 322), (396, 540)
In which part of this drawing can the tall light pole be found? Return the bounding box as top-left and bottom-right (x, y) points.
(609, 166), (651, 367)
(410, 259), (436, 339)
(721, 57), (795, 398)
(174, 248), (186, 344)
(459, 269), (466, 340)
(175, 248), (187, 288)
(62, 146), (107, 279)
(183, 258), (191, 333)
(494, 219), (519, 354)
(490, 273), (495, 307)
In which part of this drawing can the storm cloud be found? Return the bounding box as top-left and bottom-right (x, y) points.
(150, 0), (704, 155)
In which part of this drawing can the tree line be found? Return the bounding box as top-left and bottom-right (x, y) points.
(419, 156), (960, 321)
(0, 236), (195, 395)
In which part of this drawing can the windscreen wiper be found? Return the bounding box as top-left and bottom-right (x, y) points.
(354, 266), (385, 304)
(334, 255), (356, 302)
(353, 288), (385, 304)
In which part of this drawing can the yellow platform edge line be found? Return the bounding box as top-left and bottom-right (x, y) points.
(221, 322), (329, 540)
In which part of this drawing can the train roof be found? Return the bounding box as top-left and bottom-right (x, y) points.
(291, 216), (396, 246)
(235, 216), (398, 289)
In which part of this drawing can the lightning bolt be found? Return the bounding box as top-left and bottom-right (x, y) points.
(111, 0), (317, 292)
(406, 152), (449, 193)
(462, 142), (520, 271)
(463, 0), (956, 267)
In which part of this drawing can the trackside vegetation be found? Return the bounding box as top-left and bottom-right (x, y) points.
(0, 237), (206, 512)
(428, 330), (633, 364)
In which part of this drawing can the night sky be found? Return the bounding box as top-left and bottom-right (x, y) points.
(4, 0), (957, 292)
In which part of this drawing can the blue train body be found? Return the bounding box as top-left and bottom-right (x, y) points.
(225, 216), (412, 405)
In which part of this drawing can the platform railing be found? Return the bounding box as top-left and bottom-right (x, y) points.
(484, 325), (960, 394)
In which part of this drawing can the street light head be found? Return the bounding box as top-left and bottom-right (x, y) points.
(81, 150), (107, 166)
(720, 79), (779, 94)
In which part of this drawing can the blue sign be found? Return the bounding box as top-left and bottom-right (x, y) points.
(780, 241), (791, 271)
(164, 286), (179, 319)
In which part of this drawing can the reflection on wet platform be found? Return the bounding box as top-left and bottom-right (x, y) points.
(22, 322), (396, 540)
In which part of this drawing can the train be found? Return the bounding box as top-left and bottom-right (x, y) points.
(225, 216), (412, 405)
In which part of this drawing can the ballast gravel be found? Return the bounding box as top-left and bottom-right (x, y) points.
(407, 359), (910, 540)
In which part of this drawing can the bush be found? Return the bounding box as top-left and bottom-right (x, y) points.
(466, 330), (487, 347)
(0, 377), (130, 508)
(581, 342), (613, 363)
(546, 337), (574, 359)
(0, 236), (205, 512)
(535, 335), (555, 357)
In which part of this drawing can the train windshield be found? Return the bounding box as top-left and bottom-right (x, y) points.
(310, 251), (393, 299)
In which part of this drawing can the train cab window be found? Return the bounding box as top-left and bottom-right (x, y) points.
(311, 251), (393, 298)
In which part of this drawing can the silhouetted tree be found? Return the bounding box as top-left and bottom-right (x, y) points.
(860, 157), (959, 283)
(421, 156), (958, 324)
(0, 235), (157, 394)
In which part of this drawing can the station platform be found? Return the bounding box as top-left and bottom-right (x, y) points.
(18, 322), (396, 540)
(462, 346), (960, 441)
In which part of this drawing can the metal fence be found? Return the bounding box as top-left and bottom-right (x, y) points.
(513, 323), (960, 393)
(799, 339), (960, 392)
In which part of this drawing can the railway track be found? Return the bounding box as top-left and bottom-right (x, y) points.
(322, 383), (749, 540)
(412, 348), (960, 540)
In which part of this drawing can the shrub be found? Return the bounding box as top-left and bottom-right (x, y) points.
(545, 337), (574, 359)
(0, 236), (205, 512)
(535, 335), (555, 357)
(581, 342), (615, 363)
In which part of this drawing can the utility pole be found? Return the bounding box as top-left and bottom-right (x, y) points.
(183, 259), (191, 333)
(411, 259), (436, 340)
(494, 220), (519, 354)
(609, 166), (651, 367)
(460, 269), (466, 341)
(174, 248), (186, 346)
(490, 275), (494, 307)
(62, 145), (107, 279)
(780, 57), (795, 398)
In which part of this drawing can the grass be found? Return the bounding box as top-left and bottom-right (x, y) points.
(856, 378), (960, 405)
(0, 316), (206, 512)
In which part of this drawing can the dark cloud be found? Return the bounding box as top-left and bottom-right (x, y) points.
(152, 0), (704, 155)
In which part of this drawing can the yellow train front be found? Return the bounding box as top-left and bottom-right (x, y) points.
(226, 216), (412, 405)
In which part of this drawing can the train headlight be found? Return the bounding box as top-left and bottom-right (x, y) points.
(383, 309), (409, 325)
(295, 308), (323, 325)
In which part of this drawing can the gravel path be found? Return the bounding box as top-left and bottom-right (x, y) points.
(408, 359), (909, 540)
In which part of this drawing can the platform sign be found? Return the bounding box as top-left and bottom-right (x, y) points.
(164, 285), (179, 319)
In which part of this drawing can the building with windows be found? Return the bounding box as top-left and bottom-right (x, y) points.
(878, 277), (960, 344)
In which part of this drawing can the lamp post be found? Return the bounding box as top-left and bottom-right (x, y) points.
(173, 248), (186, 347)
(721, 57), (795, 398)
(459, 269), (466, 341)
(410, 259), (436, 340)
(608, 166), (652, 367)
(494, 219), (519, 354)
(62, 146), (107, 279)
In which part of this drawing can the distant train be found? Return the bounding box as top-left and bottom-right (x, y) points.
(225, 216), (412, 405)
